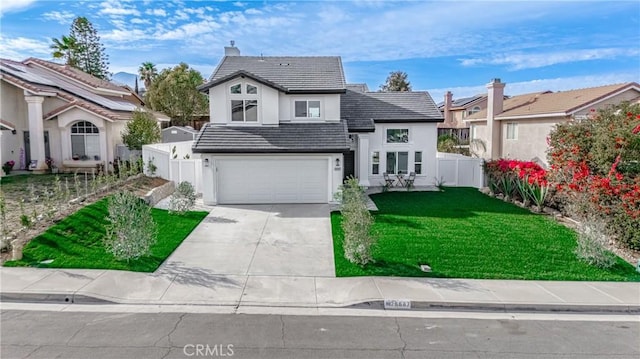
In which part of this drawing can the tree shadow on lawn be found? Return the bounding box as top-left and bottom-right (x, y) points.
(370, 188), (539, 219)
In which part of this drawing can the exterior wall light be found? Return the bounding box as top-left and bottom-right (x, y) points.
(204, 158), (210, 167)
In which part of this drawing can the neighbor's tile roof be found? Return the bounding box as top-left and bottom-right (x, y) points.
(1, 57), (163, 122)
(341, 90), (443, 124)
(24, 57), (127, 93)
(202, 56), (346, 93)
(468, 82), (640, 120)
(437, 94), (486, 109)
(192, 121), (349, 153)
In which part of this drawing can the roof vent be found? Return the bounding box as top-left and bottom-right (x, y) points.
(224, 41), (240, 56)
(278, 63), (290, 66)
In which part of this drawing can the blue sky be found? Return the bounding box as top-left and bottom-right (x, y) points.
(1, 0), (639, 101)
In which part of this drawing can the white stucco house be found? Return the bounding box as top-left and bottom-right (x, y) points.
(466, 79), (640, 166)
(194, 46), (443, 205)
(0, 57), (167, 175)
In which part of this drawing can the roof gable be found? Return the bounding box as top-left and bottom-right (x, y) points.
(201, 56), (346, 94)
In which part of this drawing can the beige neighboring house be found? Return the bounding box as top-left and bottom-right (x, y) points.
(0, 58), (168, 175)
(437, 92), (488, 143)
(465, 80), (640, 166)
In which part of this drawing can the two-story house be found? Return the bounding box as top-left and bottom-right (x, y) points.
(193, 46), (442, 205)
(466, 79), (640, 167)
(437, 92), (488, 143)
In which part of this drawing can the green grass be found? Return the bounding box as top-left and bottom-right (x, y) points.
(332, 188), (640, 281)
(4, 197), (208, 272)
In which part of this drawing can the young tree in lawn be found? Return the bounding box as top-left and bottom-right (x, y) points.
(138, 62), (157, 89)
(145, 63), (208, 126)
(121, 110), (161, 150)
(68, 16), (110, 79)
(379, 71), (411, 92)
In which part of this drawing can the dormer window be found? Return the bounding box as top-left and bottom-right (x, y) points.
(295, 100), (321, 118)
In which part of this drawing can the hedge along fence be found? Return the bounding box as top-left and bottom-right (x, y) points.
(484, 159), (550, 210)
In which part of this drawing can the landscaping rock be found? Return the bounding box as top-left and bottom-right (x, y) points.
(142, 181), (175, 206)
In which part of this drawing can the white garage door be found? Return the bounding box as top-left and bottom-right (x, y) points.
(217, 158), (328, 204)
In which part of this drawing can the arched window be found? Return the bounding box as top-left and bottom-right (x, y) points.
(468, 106), (481, 116)
(71, 121), (100, 159)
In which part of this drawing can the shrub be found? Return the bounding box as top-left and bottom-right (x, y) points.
(104, 192), (157, 261)
(168, 181), (196, 215)
(574, 217), (617, 269)
(484, 159), (550, 206)
(121, 110), (161, 150)
(339, 177), (376, 266)
(548, 102), (640, 250)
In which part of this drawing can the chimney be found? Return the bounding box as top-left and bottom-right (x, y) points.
(486, 78), (505, 159)
(443, 91), (453, 124)
(224, 40), (240, 56)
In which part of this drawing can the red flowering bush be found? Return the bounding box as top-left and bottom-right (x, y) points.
(485, 159), (550, 209)
(548, 102), (640, 250)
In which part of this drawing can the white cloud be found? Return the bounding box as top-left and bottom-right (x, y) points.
(154, 20), (221, 41)
(102, 28), (148, 42)
(173, 9), (190, 20)
(0, 35), (51, 60)
(146, 8), (167, 17)
(245, 8), (262, 15)
(428, 73), (640, 102)
(130, 18), (151, 25)
(233, 2), (247, 7)
(0, 0), (36, 17)
(460, 48), (640, 70)
(98, 0), (140, 17)
(42, 10), (76, 24)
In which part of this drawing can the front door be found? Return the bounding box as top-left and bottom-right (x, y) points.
(343, 151), (355, 182)
(23, 131), (51, 165)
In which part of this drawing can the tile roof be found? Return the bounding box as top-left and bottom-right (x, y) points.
(437, 94), (486, 109)
(468, 82), (640, 120)
(1, 57), (161, 122)
(202, 56), (346, 93)
(192, 121), (350, 153)
(346, 83), (369, 93)
(341, 90), (443, 123)
(24, 58), (127, 93)
(346, 118), (375, 132)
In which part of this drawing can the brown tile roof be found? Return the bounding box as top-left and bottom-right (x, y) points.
(467, 82), (640, 120)
(44, 100), (131, 122)
(23, 57), (127, 93)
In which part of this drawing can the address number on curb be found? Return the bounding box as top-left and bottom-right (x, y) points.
(384, 299), (411, 310)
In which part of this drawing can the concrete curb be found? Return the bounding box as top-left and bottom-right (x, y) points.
(3, 291), (638, 314)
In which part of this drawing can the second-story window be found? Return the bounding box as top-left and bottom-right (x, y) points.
(230, 81), (258, 122)
(295, 100), (321, 118)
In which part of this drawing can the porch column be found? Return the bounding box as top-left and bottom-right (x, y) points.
(24, 95), (47, 173)
(357, 134), (370, 187)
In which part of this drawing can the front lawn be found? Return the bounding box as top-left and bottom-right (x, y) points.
(332, 188), (640, 281)
(4, 197), (208, 272)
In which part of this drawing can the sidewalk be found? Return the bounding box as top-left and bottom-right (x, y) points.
(2, 266), (639, 313)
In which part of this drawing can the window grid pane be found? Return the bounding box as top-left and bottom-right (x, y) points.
(231, 100), (244, 121)
(398, 152), (408, 174)
(308, 101), (320, 117)
(386, 129), (409, 143)
(295, 101), (307, 117)
(230, 84), (241, 94)
(245, 100), (258, 122)
(246, 84), (257, 94)
(386, 152), (396, 174)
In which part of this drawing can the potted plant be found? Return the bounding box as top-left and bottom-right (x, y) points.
(2, 160), (15, 175)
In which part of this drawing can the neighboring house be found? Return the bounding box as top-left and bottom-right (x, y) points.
(437, 92), (488, 142)
(162, 125), (199, 143)
(0, 57), (168, 174)
(193, 45), (443, 205)
(466, 79), (640, 166)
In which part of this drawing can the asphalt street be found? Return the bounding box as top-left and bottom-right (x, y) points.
(1, 310), (639, 358)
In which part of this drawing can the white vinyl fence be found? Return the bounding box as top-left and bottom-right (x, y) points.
(142, 141), (203, 193)
(436, 152), (485, 188)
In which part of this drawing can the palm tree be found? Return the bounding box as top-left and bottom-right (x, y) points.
(50, 35), (79, 67)
(138, 62), (157, 89)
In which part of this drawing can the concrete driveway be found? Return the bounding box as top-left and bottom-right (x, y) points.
(158, 204), (335, 277)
